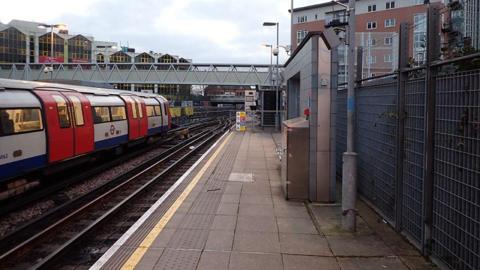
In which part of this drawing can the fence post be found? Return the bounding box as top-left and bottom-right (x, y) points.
(395, 23), (409, 231)
(422, 5), (440, 256)
(356, 47), (363, 87)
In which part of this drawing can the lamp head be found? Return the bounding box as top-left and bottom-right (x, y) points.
(263, 22), (277, 27)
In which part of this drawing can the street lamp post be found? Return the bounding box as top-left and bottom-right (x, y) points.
(38, 23), (66, 80)
(263, 22), (279, 129)
(262, 44), (273, 85)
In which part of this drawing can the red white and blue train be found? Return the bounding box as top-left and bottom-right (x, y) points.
(0, 79), (172, 182)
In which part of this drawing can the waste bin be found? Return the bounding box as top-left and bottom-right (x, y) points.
(281, 117), (309, 200)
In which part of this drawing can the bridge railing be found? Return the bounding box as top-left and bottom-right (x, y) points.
(0, 63), (275, 86)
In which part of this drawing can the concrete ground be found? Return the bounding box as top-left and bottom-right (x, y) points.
(97, 129), (438, 270)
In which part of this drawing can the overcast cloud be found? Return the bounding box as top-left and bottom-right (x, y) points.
(1, 0), (327, 64)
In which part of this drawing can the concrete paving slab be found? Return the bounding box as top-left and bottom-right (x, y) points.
(153, 249), (201, 270)
(216, 202), (239, 216)
(239, 203), (275, 217)
(167, 229), (210, 250)
(233, 231), (281, 253)
(277, 217), (318, 234)
(205, 230), (234, 251)
(229, 252), (283, 270)
(279, 233), (333, 256)
(236, 215), (278, 232)
(210, 215), (237, 231)
(240, 194), (274, 205)
(136, 248), (164, 270)
(178, 214), (215, 230)
(283, 254), (340, 270)
(338, 257), (409, 270)
(274, 205), (310, 218)
(327, 234), (395, 257)
(196, 251), (230, 270)
(151, 228), (177, 248)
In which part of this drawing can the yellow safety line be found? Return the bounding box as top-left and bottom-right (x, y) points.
(121, 132), (233, 270)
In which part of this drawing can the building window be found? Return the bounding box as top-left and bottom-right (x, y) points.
(367, 38), (377, 46)
(386, 1), (395, 9)
(384, 37), (393, 45)
(384, 54), (393, 63)
(385, 19), (396, 28)
(367, 21), (377, 29)
(297, 30), (308, 45)
(315, 14), (318, 20)
(135, 52), (154, 63)
(368, 5), (376, 12)
(109, 51), (131, 63)
(367, 56), (376, 64)
(96, 53), (105, 63)
(38, 32), (64, 63)
(68, 35), (91, 63)
(414, 0), (425, 5)
(0, 27), (27, 63)
(297, 15), (308, 23)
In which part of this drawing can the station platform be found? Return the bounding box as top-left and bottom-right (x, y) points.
(91, 129), (437, 270)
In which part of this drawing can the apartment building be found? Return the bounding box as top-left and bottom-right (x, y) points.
(291, 0), (444, 79)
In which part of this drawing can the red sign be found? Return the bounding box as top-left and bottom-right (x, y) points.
(39, 56), (64, 63)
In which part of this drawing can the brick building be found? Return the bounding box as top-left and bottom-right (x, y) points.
(291, 0), (445, 80)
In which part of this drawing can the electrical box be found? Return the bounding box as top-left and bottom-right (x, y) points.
(281, 117), (309, 200)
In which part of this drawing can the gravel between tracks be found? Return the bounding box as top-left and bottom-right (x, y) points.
(0, 142), (172, 238)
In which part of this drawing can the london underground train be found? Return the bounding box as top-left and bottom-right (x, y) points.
(0, 79), (171, 182)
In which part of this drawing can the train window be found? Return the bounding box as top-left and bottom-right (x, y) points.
(146, 106), (155, 117)
(154, 105), (162, 116)
(68, 96), (84, 126)
(0, 108), (43, 136)
(52, 95), (71, 128)
(92, 107), (111, 123)
(135, 99), (143, 118)
(110, 106), (127, 121)
(131, 101), (138, 119)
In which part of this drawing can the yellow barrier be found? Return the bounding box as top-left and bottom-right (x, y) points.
(169, 107), (182, 118)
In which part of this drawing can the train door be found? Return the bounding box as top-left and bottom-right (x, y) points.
(34, 90), (74, 162)
(132, 96), (148, 137)
(121, 95), (141, 140)
(63, 92), (94, 155)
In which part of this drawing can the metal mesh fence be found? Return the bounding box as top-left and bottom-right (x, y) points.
(402, 78), (426, 246)
(355, 80), (398, 220)
(432, 70), (480, 270)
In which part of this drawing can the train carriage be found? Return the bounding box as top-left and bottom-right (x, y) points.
(86, 94), (129, 150)
(0, 89), (47, 179)
(143, 97), (164, 135)
(0, 79), (172, 183)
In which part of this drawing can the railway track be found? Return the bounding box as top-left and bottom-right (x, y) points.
(0, 117), (219, 218)
(0, 119), (232, 269)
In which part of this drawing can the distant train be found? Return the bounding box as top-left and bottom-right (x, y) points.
(0, 79), (172, 182)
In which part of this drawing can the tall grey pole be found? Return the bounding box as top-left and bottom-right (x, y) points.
(275, 22), (279, 130)
(342, 0), (358, 232)
(270, 45), (273, 86)
(50, 26), (54, 80)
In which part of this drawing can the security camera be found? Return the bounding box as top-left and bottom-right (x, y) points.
(43, 66), (53, 73)
(272, 47), (279, 56)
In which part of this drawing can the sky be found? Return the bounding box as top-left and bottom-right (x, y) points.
(0, 0), (328, 64)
